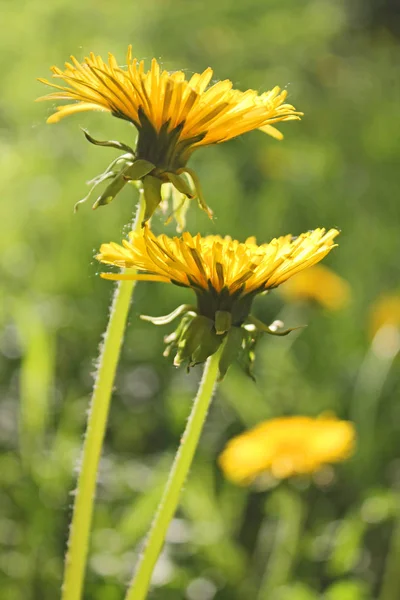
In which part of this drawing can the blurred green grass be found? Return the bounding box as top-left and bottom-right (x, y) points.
(1, 0), (400, 598)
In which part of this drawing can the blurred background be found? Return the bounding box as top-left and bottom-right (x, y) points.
(1, 0), (400, 598)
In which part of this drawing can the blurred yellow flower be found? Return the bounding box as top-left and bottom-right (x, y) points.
(96, 227), (338, 374)
(38, 47), (302, 223)
(219, 415), (355, 485)
(280, 264), (351, 310)
(369, 294), (400, 338)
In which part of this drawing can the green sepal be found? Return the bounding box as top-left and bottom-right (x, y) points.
(181, 167), (213, 219)
(142, 175), (163, 224)
(123, 159), (156, 182)
(81, 128), (135, 155)
(174, 315), (222, 368)
(172, 192), (190, 233)
(218, 326), (245, 380)
(166, 172), (195, 199)
(74, 171), (116, 212)
(247, 315), (306, 337)
(191, 327), (223, 366)
(75, 153), (137, 212)
(215, 310), (232, 335)
(240, 328), (259, 382)
(174, 315), (212, 366)
(140, 305), (196, 326)
(161, 183), (191, 233)
(92, 162), (135, 209)
(163, 313), (195, 358)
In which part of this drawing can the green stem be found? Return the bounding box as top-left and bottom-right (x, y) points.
(351, 334), (399, 479)
(257, 487), (304, 599)
(61, 192), (145, 600)
(125, 346), (224, 600)
(380, 494), (400, 600)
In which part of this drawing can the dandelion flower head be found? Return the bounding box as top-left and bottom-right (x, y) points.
(38, 48), (302, 223)
(96, 227), (338, 374)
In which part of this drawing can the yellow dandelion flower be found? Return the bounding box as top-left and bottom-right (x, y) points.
(97, 227), (338, 375)
(98, 227), (338, 294)
(280, 264), (351, 311)
(369, 294), (400, 338)
(218, 415), (355, 485)
(38, 47), (302, 224)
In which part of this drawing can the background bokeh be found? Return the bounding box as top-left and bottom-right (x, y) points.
(1, 0), (400, 598)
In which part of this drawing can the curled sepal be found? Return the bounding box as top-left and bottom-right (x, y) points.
(181, 167), (213, 220)
(166, 172), (195, 199)
(92, 161), (135, 209)
(246, 315), (306, 337)
(140, 305), (197, 326)
(161, 183), (191, 233)
(92, 159), (157, 210)
(163, 312), (195, 358)
(81, 128), (136, 155)
(74, 170), (116, 212)
(142, 175), (163, 224)
(240, 328), (260, 381)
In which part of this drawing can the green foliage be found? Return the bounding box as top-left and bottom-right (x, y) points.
(1, 0), (400, 598)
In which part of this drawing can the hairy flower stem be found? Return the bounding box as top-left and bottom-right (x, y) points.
(126, 345), (224, 600)
(61, 190), (145, 600)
